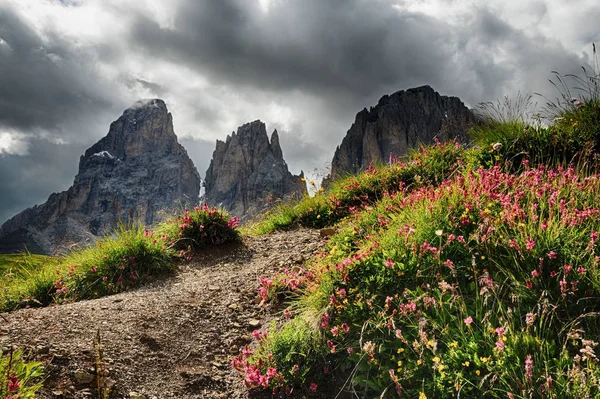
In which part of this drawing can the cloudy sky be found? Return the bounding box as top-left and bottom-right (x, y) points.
(0, 0), (598, 224)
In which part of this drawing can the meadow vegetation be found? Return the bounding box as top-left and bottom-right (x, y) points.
(235, 68), (600, 397)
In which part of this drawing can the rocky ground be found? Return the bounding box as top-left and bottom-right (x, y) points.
(1, 229), (326, 399)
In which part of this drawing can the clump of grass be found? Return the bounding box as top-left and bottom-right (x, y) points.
(0, 348), (43, 398)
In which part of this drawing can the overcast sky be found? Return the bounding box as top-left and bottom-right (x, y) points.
(0, 0), (598, 224)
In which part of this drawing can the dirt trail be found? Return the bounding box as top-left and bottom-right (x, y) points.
(1, 229), (325, 399)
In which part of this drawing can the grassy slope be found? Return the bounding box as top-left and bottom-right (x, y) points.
(234, 100), (600, 398)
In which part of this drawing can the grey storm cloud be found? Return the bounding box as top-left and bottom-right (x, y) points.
(0, 0), (596, 224)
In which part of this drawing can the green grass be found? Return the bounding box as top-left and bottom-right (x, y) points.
(0, 206), (241, 312)
(234, 99), (600, 398)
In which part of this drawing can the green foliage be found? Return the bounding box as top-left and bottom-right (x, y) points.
(0, 349), (43, 398)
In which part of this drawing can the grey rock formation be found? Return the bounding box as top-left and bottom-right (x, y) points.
(325, 85), (477, 183)
(0, 99), (201, 254)
(204, 120), (306, 218)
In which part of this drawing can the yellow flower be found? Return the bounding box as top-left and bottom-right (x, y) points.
(417, 359), (423, 366)
(397, 360), (403, 367)
(449, 341), (458, 348)
(427, 339), (435, 348)
(475, 370), (481, 376)
(419, 393), (427, 399)
(480, 356), (489, 363)
(462, 361), (470, 367)
(397, 348), (405, 354)
(432, 356), (440, 363)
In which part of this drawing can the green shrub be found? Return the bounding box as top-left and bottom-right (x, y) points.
(157, 204), (241, 251)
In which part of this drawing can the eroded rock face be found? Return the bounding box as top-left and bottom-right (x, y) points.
(204, 120), (306, 218)
(326, 86), (476, 183)
(0, 99), (201, 254)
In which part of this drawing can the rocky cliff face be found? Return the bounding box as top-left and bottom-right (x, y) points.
(326, 85), (477, 183)
(0, 99), (201, 254)
(204, 120), (306, 218)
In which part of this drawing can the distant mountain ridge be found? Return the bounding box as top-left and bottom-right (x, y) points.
(0, 99), (201, 254)
(204, 120), (306, 218)
(325, 85), (477, 184)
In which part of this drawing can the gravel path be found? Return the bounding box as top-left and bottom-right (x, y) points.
(1, 229), (326, 399)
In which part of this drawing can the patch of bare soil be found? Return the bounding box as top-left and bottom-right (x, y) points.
(1, 229), (326, 399)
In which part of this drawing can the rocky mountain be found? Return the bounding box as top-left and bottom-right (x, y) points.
(0, 99), (201, 254)
(325, 85), (477, 183)
(204, 120), (306, 218)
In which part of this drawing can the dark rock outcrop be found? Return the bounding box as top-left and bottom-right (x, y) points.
(204, 120), (306, 218)
(0, 99), (201, 254)
(325, 85), (477, 183)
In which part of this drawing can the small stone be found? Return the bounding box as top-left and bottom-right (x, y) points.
(52, 391), (64, 397)
(319, 227), (336, 237)
(73, 369), (94, 384)
(229, 345), (239, 354)
(129, 392), (146, 399)
(248, 319), (261, 328)
(208, 285), (221, 291)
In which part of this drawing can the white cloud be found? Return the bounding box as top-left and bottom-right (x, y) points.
(0, 131), (30, 156)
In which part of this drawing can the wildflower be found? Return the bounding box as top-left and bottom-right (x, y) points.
(464, 316), (473, 326)
(419, 392), (427, 399)
(492, 142), (503, 151)
(327, 340), (336, 353)
(362, 341), (375, 354)
(7, 374), (19, 392)
(341, 323), (350, 333)
(385, 258), (394, 268)
(309, 383), (318, 392)
(330, 326), (340, 337)
(525, 280), (533, 289)
(347, 347), (355, 355)
(547, 250), (557, 259)
(495, 340), (505, 353)
(526, 312), (535, 327)
(525, 355), (534, 382)
(526, 238), (536, 251)
(531, 270), (539, 279)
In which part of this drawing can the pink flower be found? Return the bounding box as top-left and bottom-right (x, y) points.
(385, 258), (394, 268)
(495, 340), (505, 352)
(525, 355), (534, 381)
(347, 347), (355, 355)
(531, 270), (539, 279)
(7, 374), (19, 392)
(327, 340), (336, 353)
(341, 323), (350, 333)
(526, 238), (536, 251)
(525, 312), (535, 327)
(309, 382), (318, 392)
(464, 316), (473, 326)
(547, 251), (557, 259)
(330, 326), (340, 337)
(525, 280), (533, 289)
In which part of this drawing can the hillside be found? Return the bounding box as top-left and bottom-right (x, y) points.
(4, 86), (600, 398)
